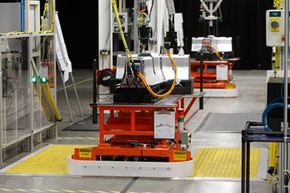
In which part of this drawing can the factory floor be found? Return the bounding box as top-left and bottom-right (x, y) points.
(0, 70), (273, 193)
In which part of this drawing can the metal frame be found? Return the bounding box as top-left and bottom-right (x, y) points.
(0, 33), (56, 165)
(241, 122), (290, 193)
(281, 0), (289, 193)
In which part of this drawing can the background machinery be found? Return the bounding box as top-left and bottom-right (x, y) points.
(191, 0), (239, 97)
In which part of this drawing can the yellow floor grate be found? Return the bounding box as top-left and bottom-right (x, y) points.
(5, 145), (88, 175)
(4, 145), (261, 178)
(193, 148), (261, 179)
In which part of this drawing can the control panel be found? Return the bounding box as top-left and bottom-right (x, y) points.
(113, 12), (128, 33)
(266, 10), (285, 47)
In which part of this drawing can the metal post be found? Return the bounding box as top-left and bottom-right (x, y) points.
(0, 48), (3, 166)
(209, 2), (214, 28)
(93, 59), (98, 124)
(134, 0), (139, 53)
(54, 7), (58, 140)
(110, 0), (113, 69)
(279, 143), (284, 193)
(54, 124), (58, 139)
(246, 141), (250, 193)
(15, 90), (18, 140)
(119, 0), (122, 12)
(199, 53), (204, 110)
(94, 0), (100, 124)
(53, 11), (57, 107)
(69, 73), (84, 117)
(28, 37), (34, 152)
(282, 0), (289, 192)
(241, 135), (246, 193)
(58, 65), (74, 122)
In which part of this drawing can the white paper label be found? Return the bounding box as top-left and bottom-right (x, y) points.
(154, 110), (175, 139)
(216, 65), (228, 81)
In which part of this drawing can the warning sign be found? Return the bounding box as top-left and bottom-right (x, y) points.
(79, 148), (92, 158)
(174, 151), (187, 161)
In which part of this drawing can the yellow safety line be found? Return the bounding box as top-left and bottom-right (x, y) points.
(57, 78), (93, 92)
(30, 189), (44, 193)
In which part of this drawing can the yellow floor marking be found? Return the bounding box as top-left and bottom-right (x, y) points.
(5, 145), (89, 175)
(78, 190), (92, 193)
(46, 190), (61, 193)
(30, 189), (44, 192)
(15, 189), (28, 192)
(57, 78), (93, 92)
(62, 190), (76, 193)
(193, 148), (260, 179)
(110, 191), (120, 193)
(94, 191), (109, 193)
(0, 188), (12, 192)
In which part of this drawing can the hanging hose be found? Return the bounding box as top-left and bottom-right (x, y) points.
(262, 102), (290, 132)
(112, 0), (177, 99)
(42, 0), (55, 32)
(209, 45), (222, 60)
(137, 49), (177, 99)
(112, 0), (133, 62)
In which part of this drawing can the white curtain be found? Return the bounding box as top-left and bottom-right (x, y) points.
(55, 13), (72, 82)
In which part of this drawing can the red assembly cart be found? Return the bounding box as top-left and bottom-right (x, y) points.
(68, 94), (203, 177)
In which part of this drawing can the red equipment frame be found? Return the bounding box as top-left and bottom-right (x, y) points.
(191, 60), (237, 89)
(72, 96), (198, 162)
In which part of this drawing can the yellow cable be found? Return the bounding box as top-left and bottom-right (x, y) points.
(137, 49), (177, 99)
(48, 0), (55, 32)
(43, 0), (55, 31)
(209, 45), (222, 60)
(43, 1), (49, 17)
(112, 0), (133, 62)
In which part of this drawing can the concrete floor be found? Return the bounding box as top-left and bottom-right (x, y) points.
(0, 70), (273, 193)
